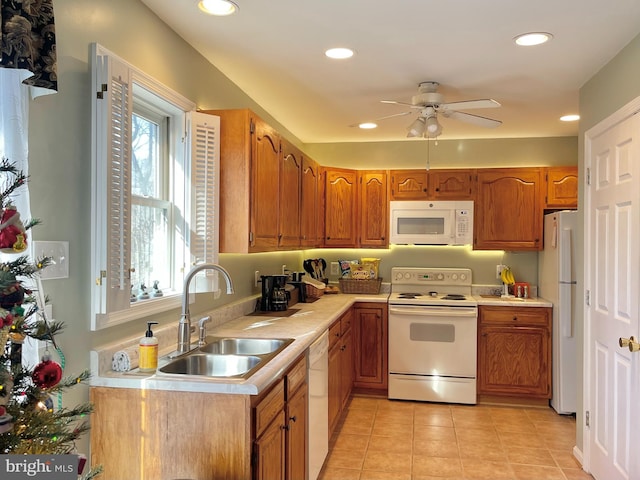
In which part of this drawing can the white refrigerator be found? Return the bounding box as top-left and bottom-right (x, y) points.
(538, 211), (578, 414)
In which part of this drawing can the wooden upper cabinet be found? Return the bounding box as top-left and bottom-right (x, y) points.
(390, 170), (428, 200)
(323, 168), (358, 247)
(279, 140), (302, 248)
(300, 156), (320, 248)
(251, 119), (281, 251)
(428, 169), (476, 200)
(475, 168), (543, 251)
(359, 171), (388, 248)
(545, 166), (578, 209)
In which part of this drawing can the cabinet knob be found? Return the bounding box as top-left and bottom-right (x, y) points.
(289, 415), (297, 423)
(281, 424), (289, 431)
(512, 316), (518, 321)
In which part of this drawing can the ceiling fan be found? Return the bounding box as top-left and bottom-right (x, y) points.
(380, 81), (502, 138)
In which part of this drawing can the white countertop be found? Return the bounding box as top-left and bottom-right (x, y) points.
(91, 293), (389, 395)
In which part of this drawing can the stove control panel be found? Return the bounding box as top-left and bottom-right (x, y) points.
(391, 267), (472, 287)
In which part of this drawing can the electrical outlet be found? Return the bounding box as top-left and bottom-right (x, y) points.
(330, 262), (339, 276)
(282, 264), (287, 275)
(254, 270), (260, 287)
(496, 264), (504, 279)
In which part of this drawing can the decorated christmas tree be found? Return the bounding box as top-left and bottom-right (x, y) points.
(0, 159), (101, 478)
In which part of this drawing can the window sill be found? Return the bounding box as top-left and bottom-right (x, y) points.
(94, 293), (182, 330)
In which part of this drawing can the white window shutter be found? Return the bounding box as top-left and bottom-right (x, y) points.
(91, 45), (133, 328)
(188, 111), (220, 293)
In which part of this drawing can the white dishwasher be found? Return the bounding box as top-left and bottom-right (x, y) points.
(308, 330), (328, 480)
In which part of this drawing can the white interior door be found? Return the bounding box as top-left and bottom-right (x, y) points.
(586, 109), (640, 479)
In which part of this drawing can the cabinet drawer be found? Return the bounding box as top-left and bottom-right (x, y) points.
(255, 378), (285, 438)
(329, 319), (342, 349)
(286, 355), (307, 399)
(341, 310), (353, 334)
(479, 306), (550, 326)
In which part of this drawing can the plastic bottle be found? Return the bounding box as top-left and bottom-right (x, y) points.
(139, 321), (159, 373)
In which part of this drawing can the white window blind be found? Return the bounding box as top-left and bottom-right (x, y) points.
(90, 44), (220, 330)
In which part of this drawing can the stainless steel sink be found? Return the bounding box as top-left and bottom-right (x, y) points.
(199, 337), (293, 355)
(159, 353), (262, 377)
(158, 337), (294, 379)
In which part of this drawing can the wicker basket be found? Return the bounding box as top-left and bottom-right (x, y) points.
(305, 283), (325, 299)
(339, 277), (382, 294)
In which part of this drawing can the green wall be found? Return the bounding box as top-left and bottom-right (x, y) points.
(573, 32), (640, 457)
(26, 0), (600, 457)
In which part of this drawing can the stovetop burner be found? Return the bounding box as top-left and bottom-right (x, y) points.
(442, 294), (467, 300)
(398, 292), (423, 298)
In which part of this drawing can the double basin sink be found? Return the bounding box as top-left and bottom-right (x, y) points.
(158, 337), (294, 379)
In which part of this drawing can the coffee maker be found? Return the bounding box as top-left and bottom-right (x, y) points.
(260, 275), (289, 311)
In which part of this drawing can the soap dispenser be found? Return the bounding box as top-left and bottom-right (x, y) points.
(139, 321), (159, 373)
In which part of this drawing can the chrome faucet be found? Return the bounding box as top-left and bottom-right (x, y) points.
(177, 263), (235, 354)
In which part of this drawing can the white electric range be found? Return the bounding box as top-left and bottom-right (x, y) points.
(388, 267), (478, 404)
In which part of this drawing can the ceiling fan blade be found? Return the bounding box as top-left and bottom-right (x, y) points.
(442, 110), (502, 128)
(438, 99), (501, 111)
(381, 100), (422, 109)
(376, 111), (414, 120)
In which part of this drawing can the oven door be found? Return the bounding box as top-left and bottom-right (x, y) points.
(388, 304), (477, 377)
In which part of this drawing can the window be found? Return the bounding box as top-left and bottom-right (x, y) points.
(90, 44), (220, 330)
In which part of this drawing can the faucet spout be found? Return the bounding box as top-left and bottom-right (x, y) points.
(177, 263), (235, 354)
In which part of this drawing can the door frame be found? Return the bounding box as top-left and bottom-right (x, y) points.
(582, 94), (640, 474)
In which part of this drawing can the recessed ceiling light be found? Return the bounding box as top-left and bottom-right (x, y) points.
(514, 32), (553, 46)
(198, 0), (239, 16)
(359, 122), (377, 129)
(560, 114), (580, 122)
(325, 47), (354, 59)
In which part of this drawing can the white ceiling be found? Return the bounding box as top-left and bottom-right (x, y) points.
(140, 0), (640, 143)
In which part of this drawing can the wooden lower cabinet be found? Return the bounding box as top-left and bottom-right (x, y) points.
(328, 309), (354, 436)
(90, 355), (307, 480)
(353, 303), (388, 391)
(477, 306), (551, 398)
(254, 355), (308, 480)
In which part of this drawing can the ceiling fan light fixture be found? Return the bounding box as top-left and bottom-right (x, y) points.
(325, 47), (354, 59)
(514, 32), (553, 46)
(359, 122), (377, 129)
(426, 115), (441, 134)
(407, 117), (426, 138)
(198, 0), (239, 16)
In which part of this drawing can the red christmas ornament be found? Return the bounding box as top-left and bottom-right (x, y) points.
(33, 358), (62, 389)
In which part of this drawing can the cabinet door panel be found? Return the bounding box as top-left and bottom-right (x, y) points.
(359, 171), (388, 247)
(254, 413), (286, 480)
(390, 170), (428, 199)
(328, 343), (342, 436)
(545, 166), (578, 209)
(279, 141), (302, 248)
(300, 157), (319, 247)
(478, 325), (550, 397)
(286, 386), (307, 480)
(475, 168), (542, 250)
(428, 169), (475, 200)
(324, 169), (358, 247)
(251, 120), (280, 250)
(353, 305), (388, 389)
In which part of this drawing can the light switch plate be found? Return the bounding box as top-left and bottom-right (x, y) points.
(33, 241), (69, 280)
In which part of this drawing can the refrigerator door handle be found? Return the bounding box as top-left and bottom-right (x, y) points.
(560, 227), (574, 338)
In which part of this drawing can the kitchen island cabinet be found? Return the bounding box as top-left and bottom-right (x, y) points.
(353, 302), (388, 391)
(477, 305), (551, 400)
(474, 168), (543, 251)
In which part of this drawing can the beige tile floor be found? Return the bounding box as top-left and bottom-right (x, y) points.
(319, 396), (594, 480)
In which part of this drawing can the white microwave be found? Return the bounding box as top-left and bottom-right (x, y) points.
(389, 200), (474, 245)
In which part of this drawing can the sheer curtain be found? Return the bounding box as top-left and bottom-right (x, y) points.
(1, 0), (58, 366)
